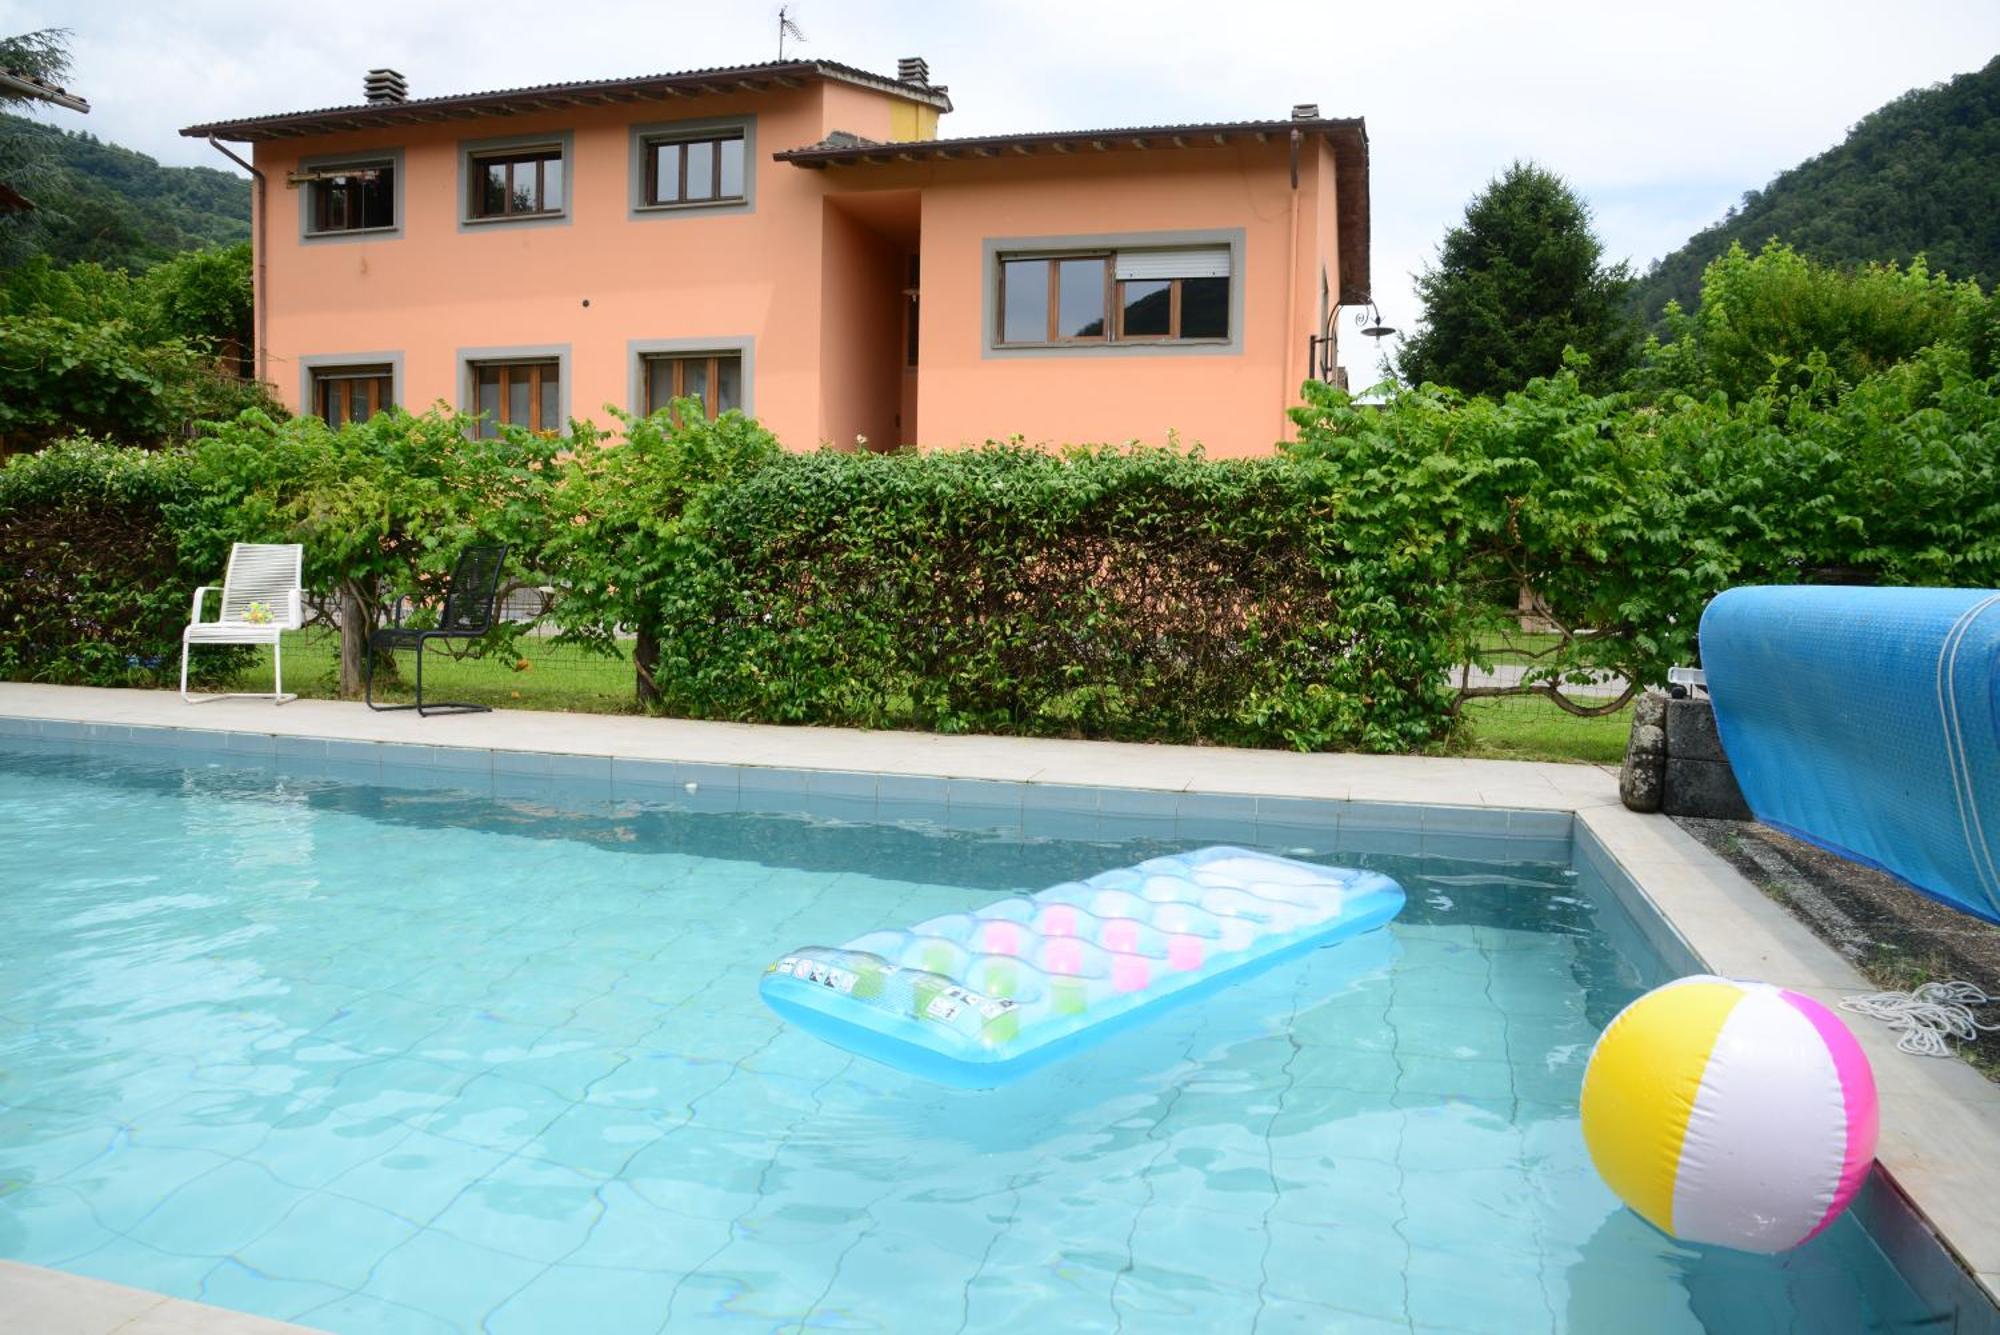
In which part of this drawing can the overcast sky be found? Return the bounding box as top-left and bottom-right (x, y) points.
(7, 0), (1999, 382)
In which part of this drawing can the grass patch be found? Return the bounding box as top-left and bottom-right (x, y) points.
(229, 630), (638, 714)
(1454, 695), (1630, 766)
(226, 630), (1630, 767)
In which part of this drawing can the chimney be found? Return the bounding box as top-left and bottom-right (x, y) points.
(1291, 102), (1320, 121)
(364, 69), (409, 105)
(897, 56), (930, 87)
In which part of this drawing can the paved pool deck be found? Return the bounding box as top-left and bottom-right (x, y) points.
(3, 682), (1999, 1330)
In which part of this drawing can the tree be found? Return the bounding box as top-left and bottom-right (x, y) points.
(1635, 240), (1987, 402)
(1396, 161), (1639, 396)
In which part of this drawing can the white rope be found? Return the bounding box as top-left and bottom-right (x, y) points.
(1838, 981), (2000, 1057)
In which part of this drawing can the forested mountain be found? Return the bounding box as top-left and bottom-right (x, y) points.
(1631, 55), (2000, 323)
(0, 112), (248, 270)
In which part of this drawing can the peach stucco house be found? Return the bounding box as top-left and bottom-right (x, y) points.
(181, 58), (1370, 457)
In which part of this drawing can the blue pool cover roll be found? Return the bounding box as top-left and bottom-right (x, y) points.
(1701, 586), (2000, 924)
(760, 846), (1405, 1087)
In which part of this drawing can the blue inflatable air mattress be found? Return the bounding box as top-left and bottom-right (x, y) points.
(760, 846), (1405, 1087)
(1701, 586), (2000, 924)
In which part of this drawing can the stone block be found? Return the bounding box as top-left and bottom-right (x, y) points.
(1665, 696), (1728, 763)
(1663, 756), (1753, 821)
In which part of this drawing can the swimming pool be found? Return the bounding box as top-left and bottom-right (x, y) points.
(0, 736), (1960, 1332)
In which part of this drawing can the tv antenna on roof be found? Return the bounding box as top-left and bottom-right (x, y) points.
(777, 6), (807, 60)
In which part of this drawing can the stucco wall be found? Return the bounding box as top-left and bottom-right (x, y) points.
(892, 143), (1327, 457)
(252, 82), (908, 446)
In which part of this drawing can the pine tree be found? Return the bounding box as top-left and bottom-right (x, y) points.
(1396, 161), (1638, 396)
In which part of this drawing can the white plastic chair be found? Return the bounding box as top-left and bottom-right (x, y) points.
(181, 543), (306, 704)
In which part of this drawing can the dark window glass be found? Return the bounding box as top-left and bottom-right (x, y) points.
(653, 142), (683, 203)
(642, 354), (743, 420)
(473, 150), (562, 218)
(313, 368), (393, 426)
(538, 363), (561, 431)
(1180, 276), (1230, 339)
(1057, 258), (1106, 339)
(685, 140), (715, 200)
(476, 365), (502, 437)
(472, 361), (559, 436)
(646, 358), (675, 413)
(715, 356), (742, 413)
(482, 162), (508, 216)
(718, 137), (744, 199)
(1002, 259), (1049, 343)
(311, 164), (394, 234)
(1120, 279), (1172, 337)
(508, 373), (531, 430)
(683, 358), (710, 409)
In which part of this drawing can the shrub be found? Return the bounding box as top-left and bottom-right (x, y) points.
(0, 436), (240, 684)
(644, 443), (1460, 752)
(181, 407), (567, 694)
(548, 403), (784, 705)
(0, 313), (273, 452)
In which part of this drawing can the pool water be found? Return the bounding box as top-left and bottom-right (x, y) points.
(0, 746), (1944, 1333)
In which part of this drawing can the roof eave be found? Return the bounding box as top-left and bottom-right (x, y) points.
(177, 60), (947, 143)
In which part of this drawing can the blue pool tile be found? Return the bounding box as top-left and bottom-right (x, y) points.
(323, 739), (383, 768)
(421, 744), (492, 773)
(1097, 785), (1180, 818)
(0, 1184), (117, 1265)
(293, 1292), (458, 1335)
(199, 1255), (352, 1321)
(221, 730), (277, 755)
(1021, 804), (1101, 842)
(273, 735), (328, 760)
(364, 1228), (537, 1322)
(426, 1155), (602, 1263)
(1509, 808), (1573, 839)
(801, 791), (878, 824)
(487, 1261), (683, 1335)
(546, 752), (613, 782)
(125, 1158), (301, 1255)
(1422, 803), (1512, 836)
(235, 1192), (422, 1291)
(874, 771), (943, 807)
(1341, 799), (1426, 830)
(608, 756), (675, 788)
(325, 1127), (507, 1222)
(806, 768), (878, 799)
(493, 747), (555, 776)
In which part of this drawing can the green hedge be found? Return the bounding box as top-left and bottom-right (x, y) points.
(0, 438), (240, 684)
(646, 444), (1460, 752)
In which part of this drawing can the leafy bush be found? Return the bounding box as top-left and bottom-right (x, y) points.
(182, 407), (566, 693)
(0, 313), (274, 452)
(549, 403), (783, 704)
(1637, 241), (1987, 402)
(0, 436), (241, 684)
(642, 443), (1459, 752)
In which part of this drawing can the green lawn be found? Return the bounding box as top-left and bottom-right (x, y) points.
(232, 631), (1631, 765)
(235, 630), (638, 713)
(1454, 694), (1631, 766)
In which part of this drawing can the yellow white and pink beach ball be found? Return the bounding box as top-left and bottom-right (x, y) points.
(1579, 975), (1879, 1253)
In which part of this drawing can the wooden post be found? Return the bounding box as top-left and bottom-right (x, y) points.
(338, 579), (369, 698)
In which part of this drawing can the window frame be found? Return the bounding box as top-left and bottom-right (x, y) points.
(627, 116), (757, 220)
(457, 132), (574, 231)
(297, 148), (404, 243)
(627, 337), (755, 418)
(999, 250), (1235, 348)
(310, 364), (395, 427)
(459, 345), (571, 437)
(640, 351), (744, 422)
(983, 230), (1246, 359)
(299, 353), (403, 422)
(641, 132), (746, 209)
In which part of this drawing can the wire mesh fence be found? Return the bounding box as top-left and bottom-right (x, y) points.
(224, 587), (640, 713)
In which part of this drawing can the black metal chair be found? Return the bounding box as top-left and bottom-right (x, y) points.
(364, 543), (509, 716)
